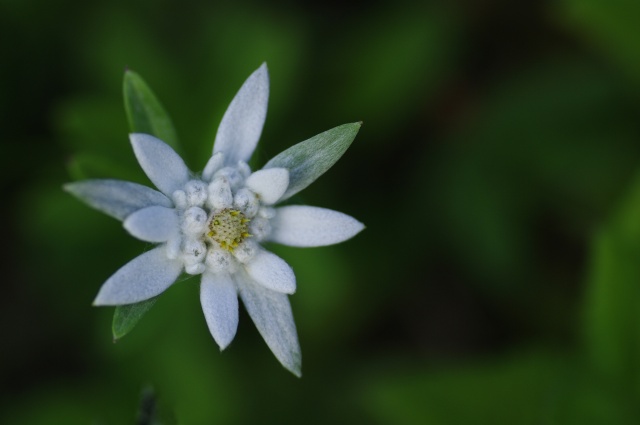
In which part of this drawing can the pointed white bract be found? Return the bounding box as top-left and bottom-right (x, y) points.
(64, 180), (172, 220)
(268, 206), (365, 247)
(67, 64), (363, 376)
(235, 269), (301, 377)
(93, 246), (183, 305)
(245, 249), (296, 294)
(213, 63), (269, 165)
(245, 168), (289, 205)
(201, 272), (239, 350)
(202, 152), (225, 181)
(123, 206), (179, 242)
(131, 133), (190, 196)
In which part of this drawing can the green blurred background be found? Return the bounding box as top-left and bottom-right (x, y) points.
(3, 0), (640, 423)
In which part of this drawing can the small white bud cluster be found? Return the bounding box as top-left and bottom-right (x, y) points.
(170, 153), (270, 275)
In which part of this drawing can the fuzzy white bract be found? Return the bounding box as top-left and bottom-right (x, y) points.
(64, 64), (363, 376)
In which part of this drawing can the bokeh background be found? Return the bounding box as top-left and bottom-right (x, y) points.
(3, 0), (640, 423)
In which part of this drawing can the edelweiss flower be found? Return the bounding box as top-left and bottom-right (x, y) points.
(64, 64), (363, 376)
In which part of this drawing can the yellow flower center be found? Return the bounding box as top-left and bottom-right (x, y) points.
(207, 209), (250, 251)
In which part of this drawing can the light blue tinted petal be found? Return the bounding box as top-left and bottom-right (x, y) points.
(245, 168), (289, 205)
(130, 133), (190, 196)
(245, 249), (296, 294)
(202, 152), (225, 181)
(268, 206), (364, 247)
(200, 272), (239, 350)
(93, 246), (182, 305)
(64, 179), (172, 221)
(123, 206), (179, 243)
(213, 63), (269, 165)
(234, 269), (301, 377)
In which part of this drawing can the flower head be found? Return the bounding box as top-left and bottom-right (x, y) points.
(64, 64), (363, 376)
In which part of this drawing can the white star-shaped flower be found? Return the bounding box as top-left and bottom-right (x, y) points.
(64, 63), (364, 376)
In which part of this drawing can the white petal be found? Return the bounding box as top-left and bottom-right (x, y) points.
(200, 272), (239, 350)
(234, 269), (301, 376)
(202, 152), (225, 181)
(123, 206), (179, 242)
(213, 63), (269, 165)
(93, 246), (182, 305)
(130, 133), (191, 196)
(64, 179), (172, 221)
(268, 206), (364, 247)
(245, 168), (289, 205)
(245, 249), (296, 294)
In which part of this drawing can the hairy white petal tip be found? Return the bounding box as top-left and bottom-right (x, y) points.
(64, 180), (172, 221)
(123, 206), (179, 243)
(130, 133), (190, 196)
(245, 168), (289, 205)
(235, 270), (301, 376)
(202, 152), (225, 181)
(201, 273), (239, 350)
(93, 246), (182, 305)
(245, 250), (296, 294)
(213, 63), (269, 165)
(268, 206), (364, 247)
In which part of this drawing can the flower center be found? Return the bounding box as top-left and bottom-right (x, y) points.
(207, 209), (250, 251)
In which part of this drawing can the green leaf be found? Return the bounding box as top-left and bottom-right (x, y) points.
(123, 70), (181, 153)
(264, 122), (361, 200)
(584, 170), (640, 393)
(112, 297), (158, 341)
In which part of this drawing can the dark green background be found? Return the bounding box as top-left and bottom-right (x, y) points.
(3, 0), (640, 423)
